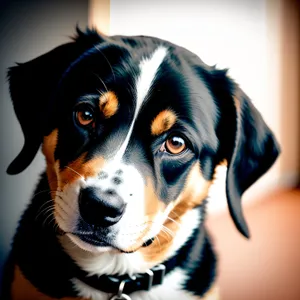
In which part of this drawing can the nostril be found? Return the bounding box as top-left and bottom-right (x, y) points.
(105, 189), (116, 196)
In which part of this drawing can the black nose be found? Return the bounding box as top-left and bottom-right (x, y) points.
(79, 187), (126, 227)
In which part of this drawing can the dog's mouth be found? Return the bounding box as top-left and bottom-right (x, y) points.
(66, 231), (154, 253)
(66, 232), (113, 253)
(74, 232), (111, 247)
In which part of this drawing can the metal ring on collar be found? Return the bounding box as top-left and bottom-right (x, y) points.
(109, 279), (132, 300)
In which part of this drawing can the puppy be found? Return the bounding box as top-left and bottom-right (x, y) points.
(1, 28), (280, 300)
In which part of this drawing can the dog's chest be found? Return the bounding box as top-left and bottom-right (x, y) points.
(72, 268), (197, 300)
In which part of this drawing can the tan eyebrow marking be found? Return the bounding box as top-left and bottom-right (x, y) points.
(99, 91), (119, 118)
(151, 109), (177, 136)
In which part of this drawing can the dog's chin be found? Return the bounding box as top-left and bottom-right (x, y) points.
(66, 233), (113, 253)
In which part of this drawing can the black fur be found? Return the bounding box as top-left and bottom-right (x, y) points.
(2, 28), (280, 299)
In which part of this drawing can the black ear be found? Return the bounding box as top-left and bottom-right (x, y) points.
(225, 87), (280, 238)
(7, 27), (105, 175)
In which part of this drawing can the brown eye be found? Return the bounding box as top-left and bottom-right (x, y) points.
(165, 135), (186, 154)
(76, 107), (95, 126)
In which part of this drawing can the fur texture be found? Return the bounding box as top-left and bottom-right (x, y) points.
(1, 28), (280, 300)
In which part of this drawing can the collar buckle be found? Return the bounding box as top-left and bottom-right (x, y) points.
(145, 269), (154, 290)
(80, 264), (167, 297)
(110, 280), (131, 300)
(151, 264), (166, 286)
(136, 264), (166, 291)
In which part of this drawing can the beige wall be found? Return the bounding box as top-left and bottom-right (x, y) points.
(279, 0), (300, 184)
(89, 0), (110, 34)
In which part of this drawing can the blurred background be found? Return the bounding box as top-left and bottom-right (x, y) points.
(0, 0), (299, 299)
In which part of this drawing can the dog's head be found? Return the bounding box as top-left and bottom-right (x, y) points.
(7, 28), (279, 264)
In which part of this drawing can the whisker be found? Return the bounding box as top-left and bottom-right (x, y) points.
(154, 235), (162, 251)
(160, 230), (172, 243)
(161, 225), (175, 238)
(53, 221), (60, 234)
(94, 74), (109, 93)
(32, 188), (63, 199)
(37, 206), (55, 221)
(65, 166), (85, 180)
(169, 210), (180, 219)
(55, 200), (71, 217)
(42, 176), (69, 188)
(54, 210), (69, 226)
(36, 199), (55, 216)
(42, 210), (55, 228)
(94, 45), (116, 82)
(36, 204), (55, 222)
(58, 197), (78, 214)
(166, 216), (181, 228)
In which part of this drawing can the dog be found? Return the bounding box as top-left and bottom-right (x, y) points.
(1, 28), (280, 300)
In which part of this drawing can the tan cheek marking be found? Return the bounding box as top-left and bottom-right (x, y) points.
(42, 129), (58, 165)
(144, 178), (166, 217)
(139, 163), (212, 264)
(151, 110), (177, 136)
(174, 162), (212, 209)
(42, 129), (59, 199)
(42, 129), (105, 192)
(58, 155), (105, 189)
(99, 91), (119, 118)
(11, 265), (85, 300)
(120, 180), (165, 253)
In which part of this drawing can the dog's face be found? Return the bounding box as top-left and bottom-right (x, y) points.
(7, 29), (279, 265)
(42, 44), (215, 257)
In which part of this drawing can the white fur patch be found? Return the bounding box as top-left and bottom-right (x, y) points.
(114, 46), (167, 160)
(61, 234), (148, 277)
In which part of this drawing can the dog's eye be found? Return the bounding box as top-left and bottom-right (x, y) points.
(76, 107), (95, 126)
(163, 135), (186, 154)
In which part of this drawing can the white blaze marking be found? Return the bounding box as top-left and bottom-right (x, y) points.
(114, 47), (167, 161)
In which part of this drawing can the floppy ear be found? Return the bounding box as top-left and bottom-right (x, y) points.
(225, 87), (280, 238)
(7, 28), (105, 175)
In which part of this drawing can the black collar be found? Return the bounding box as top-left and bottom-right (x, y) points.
(76, 263), (168, 297)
